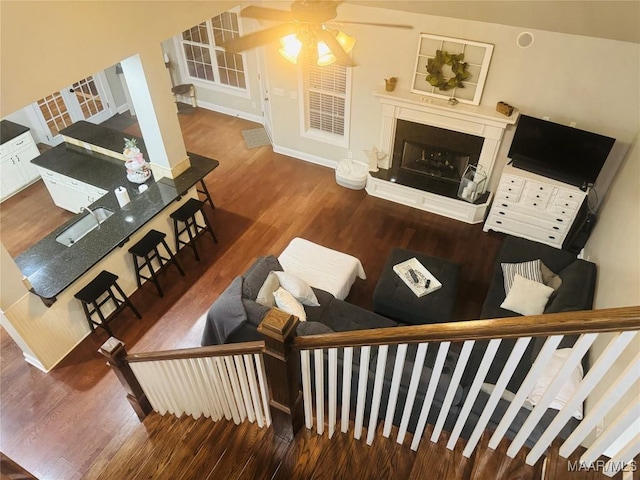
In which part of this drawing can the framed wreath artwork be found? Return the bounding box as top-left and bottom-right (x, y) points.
(411, 33), (494, 105)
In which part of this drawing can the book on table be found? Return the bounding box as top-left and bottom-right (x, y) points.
(393, 257), (442, 297)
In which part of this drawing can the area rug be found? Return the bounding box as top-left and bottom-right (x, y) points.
(241, 127), (271, 148)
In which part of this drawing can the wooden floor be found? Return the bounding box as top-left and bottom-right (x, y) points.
(1, 109), (614, 479)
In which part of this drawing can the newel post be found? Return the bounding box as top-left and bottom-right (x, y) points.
(258, 309), (304, 441)
(99, 337), (152, 421)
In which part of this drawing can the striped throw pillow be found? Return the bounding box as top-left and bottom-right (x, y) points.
(501, 259), (544, 294)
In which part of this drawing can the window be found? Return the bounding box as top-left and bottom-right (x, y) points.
(179, 11), (246, 90)
(301, 61), (351, 146)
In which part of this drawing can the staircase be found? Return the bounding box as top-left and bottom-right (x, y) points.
(96, 307), (640, 479)
(82, 412), (631, 479)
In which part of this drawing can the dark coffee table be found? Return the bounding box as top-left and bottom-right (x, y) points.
(373, 248), (460, 325)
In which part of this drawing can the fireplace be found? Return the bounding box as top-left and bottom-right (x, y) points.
(366, 91), (517, 224)
(391, 119), (484, 198)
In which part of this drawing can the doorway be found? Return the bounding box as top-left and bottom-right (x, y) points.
(34, 73), (115, 145)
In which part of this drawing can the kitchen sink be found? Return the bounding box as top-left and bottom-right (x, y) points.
(55, 207), (114, 247)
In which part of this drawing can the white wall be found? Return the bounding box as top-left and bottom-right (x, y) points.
(582, 138), (640, 447)
(249, 3), (639, 193)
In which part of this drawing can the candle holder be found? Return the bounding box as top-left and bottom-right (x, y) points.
(457, 164), (486, 203)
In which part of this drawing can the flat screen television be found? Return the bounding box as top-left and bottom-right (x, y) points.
(508, 115), (615, 189)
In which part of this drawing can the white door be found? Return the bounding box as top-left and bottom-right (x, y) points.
(257, 48), (273, 141)
(34, 73), (114, 145)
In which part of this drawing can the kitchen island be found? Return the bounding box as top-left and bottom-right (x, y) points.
(3, 123), (218, 371)
(18, 149), (217, 302)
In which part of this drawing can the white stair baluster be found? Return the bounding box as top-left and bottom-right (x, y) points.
(463, 337), (531, 457)
(301, 350), (313, 429)
(431, 340), (475, 442)
(580, 399), (640, 466)
(328, 348), (338, 438)
(215, 357), (241, 423)
(448, 339), (502, 449)
(383, 344), (408, 438)
(243, 354), (265, 427)
(367, 345), (389, 445)
(489, 335), (563, 449)
(507, 333), (598, 458)
(561, 353), (640, 457)
(603, 434), (640, 478)
(397, 343), (429, 445)
(255, 354), (272, 426)
(314, 349), (325, 435)
(354, 346), (372, 440)
(224, 356), (247, 421)
(207, 356), (234, 421)
(411, 342), (450, 451)
(234, 355), (256, 423)
(527, 331), (638, 465)
(341, 347), (354, 433)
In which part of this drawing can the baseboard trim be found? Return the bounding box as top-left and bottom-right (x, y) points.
(196, 100), (262, 124)
(116, 103), (132, 115)
(272, 145), (338, 169)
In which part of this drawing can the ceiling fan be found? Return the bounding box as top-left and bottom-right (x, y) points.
(223, 1), (413, 67)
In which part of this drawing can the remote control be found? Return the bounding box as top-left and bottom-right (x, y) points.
(408, 268), (420, 283)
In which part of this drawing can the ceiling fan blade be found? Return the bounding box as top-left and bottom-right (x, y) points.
(332, 20), (413, 30)
(223, 23), (298, 53)
(315, 28), (355, 67)
(239, 5), (294, 22)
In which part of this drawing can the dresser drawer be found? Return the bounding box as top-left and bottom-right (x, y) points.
(521, 196), (549, 210)
(485, 215), (564, 248)
(524, 179), (555, 195)
(501, 174), (525, 188)
(489, 206), (569, 234)
(556, 189), (583, 202)
(498, 182), (524, 197)
(523, 186), (552, 203)
(553, 197), (580, 211)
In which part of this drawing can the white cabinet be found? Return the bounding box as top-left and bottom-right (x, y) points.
(483, 165), (586, 249)
(38, 167), (107, 213)
(0, 131), (41, 201)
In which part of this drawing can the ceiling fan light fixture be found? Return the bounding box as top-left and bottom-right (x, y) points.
(335, 30), (356, 53)
(279, 33), (303, 63)
(316, 40), (337, 66)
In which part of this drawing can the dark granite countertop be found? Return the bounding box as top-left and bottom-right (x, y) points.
(32, 142), (149, 193)
(15, 147), (218, 301)
(1, 120), (30, 145)
(60, 120), (149, 158)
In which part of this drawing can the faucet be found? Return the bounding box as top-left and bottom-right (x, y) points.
(81, 206), (100, 230)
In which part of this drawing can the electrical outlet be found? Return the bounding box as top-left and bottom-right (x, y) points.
(347, 151), (353, 158)
(570, 121), (577, 127)
(596, 420), (604, 437)
(290, 91), (297, 100)
(543, 116), (550, 121)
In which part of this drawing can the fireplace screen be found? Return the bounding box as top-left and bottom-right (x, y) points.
(400, 141), (470, 185)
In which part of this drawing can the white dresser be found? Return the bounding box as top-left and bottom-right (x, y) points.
(483, 165), (586, 248)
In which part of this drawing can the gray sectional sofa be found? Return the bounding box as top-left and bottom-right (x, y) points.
(201, 235), (597, 447)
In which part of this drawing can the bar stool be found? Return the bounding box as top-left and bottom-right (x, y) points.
(170, 198), (218, 261)
(171, 84), (196, 114)
(196, 179), (215, 209)
(74, 270), (141, 336)
(128, 229), (184, 297)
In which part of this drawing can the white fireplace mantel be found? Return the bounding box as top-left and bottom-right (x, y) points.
(366, 90), (519, 224)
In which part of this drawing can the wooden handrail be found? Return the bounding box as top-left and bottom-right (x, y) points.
(292, 306), (640, 350)
(124, 341), (265, 364)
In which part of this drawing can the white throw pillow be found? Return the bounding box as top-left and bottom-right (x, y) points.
(525, 349), (584, 420)
(501, 259), (544, 295)
(273, 287), (307, 321)
(274, 271), (320, 307)
(500, 274), (554, 316)
(256, 271), (280, 308)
